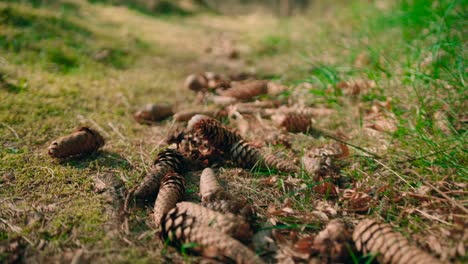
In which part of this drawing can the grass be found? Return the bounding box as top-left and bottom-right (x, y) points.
(0, 0), (466, 263)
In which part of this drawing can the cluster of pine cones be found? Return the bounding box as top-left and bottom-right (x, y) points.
(46, 73), (445, 263)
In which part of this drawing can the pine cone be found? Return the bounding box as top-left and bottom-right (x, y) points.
(219, 80), (268, 100)
(199, 168), (231, 203)
(176, 132), (225, 170)
(48, 127), (105, 158)
(173, 109), (226, 122)
(134, 104), (173, 124)
(353, 219), (443, 264)
(228, 140), (263, 169)
(175, 202), (253, 242)
(263, 154), (299, 174)
(192, 116), (242, 151)
(184, 74), (208, 92)
(200, 168), (254, 221)
(203, 199), (255, 223)
(272, 113), (312, 133)
(160, 207), (264, 264)
(134, 149), (187, 200)
(153, 172), (185, 226)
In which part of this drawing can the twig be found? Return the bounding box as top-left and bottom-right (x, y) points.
(414, 209), (453, 226)
(373, 159), (416, 191)
(425, 182), (468, 214)
(1, 122), (19, 140)
(408, 169), (468, 214)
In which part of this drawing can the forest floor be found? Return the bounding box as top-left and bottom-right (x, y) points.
(0, 0), (466, 263)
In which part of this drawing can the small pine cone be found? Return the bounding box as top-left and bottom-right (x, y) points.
(134, 149), (187, 200)
(199, 168), (231, 203)
(203, 199), (255, 222)
(48, 127), (105, 158)
(353, 219), (443, 264)
(161, 207), (264, 264)
(272, 113), (312, 133)
(219, 80), (268, 100)
(263, 154), (299, 173)
(134, 104), (173, 124)
(184, 73), (208, 92)
(228, 140), (263, 169)
(192, 116), (242, 151)
(175, 202), (253, 242)
(173, 109), (226, 122)
(153, 173), (185, 226)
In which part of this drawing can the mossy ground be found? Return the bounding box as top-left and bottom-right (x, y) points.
(0, 0), (466, 263)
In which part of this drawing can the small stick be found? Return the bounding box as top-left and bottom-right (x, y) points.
(373, 159), (416, 191)
(414, 208), (453, 226)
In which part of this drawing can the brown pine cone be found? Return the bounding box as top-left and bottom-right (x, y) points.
(160, 207), (264, 264)
(199, 168), (231, 203)
(228, 140), (263, 170)
(272, 113), (312, 133)
(203, 199), (255, 223)
(153, 173), (185, 226)
(48, 127), (105, 158)
(219, 80), (269, 100)
(134, 104), (173, 124)
(175, 202), (253, 242)
(184, 73), (208, 92)
(199, 168), (254, 221)
(353, 219), (443, 264)
(263, 154), (299, 174)
(175, 131), (225, 170)
(192, 116), (242, 151)
(134, 149), (187, 200)
(173, 109), (226, 122)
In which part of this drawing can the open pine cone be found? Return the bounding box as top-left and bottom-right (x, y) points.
(48, 127), (105, 158)
(200, 168), (254, 221)
(134, 149), (187, 200)
(191, 115), (242, 151)
(175, 202), (253, 242)
(272, 113), (313, 133)
(160, 207), (264, 264)
(353, 219), (443, 264)
(153, 172), (185, 226)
